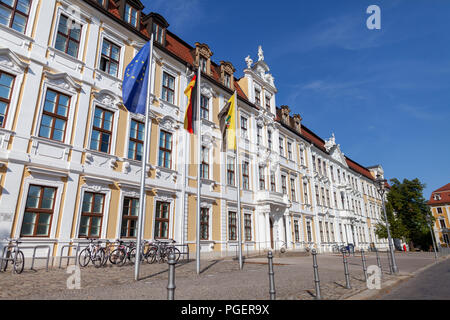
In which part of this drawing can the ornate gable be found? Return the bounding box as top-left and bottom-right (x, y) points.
(325, 134), (348, 168)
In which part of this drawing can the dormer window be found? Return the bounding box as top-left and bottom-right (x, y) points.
(152, 23), (164, 44)
(124, 4), (139, 28)
(199, 56), (207, 73)
(224, 72), (231, 88)
(434, 194), (441, 201)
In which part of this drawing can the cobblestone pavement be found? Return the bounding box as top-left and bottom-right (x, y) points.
(0, 252), (440, 300)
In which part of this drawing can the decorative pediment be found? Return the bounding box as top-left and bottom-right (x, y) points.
(159, 115), (180, 132)
(200, 83), (216, 99)
(202, 132), (216, 148)
(0, 48), (28, 74)
(44, 71), (81, 93)
(245, 46), (276, 89)
(93, 89), (120, 110)
(325, 134), (348, 168)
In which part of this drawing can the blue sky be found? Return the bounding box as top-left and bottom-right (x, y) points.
(143, 0), (450, 199)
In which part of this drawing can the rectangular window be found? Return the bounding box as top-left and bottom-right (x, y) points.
(290, 178), (296, 202)
(162, 72), (175, 104)
(90, 107), (113, 153)
(270, 172), (276, 192)
(287, 142), (293, 160)
(200, 95), (209, 120)
(265, 95), (271, 109)
(124, 3), (138, 27)
(242, 161), (249, 190)
(200, 208), (209, 240)
(279, 138), (284, 157)
(152, 23), (164, 44)
(128, 119), (144, 161)
(100, 39), (120, 77)
(306, 221), (312, 242)
(0, 0), (32, 33)
(120, 197), (139, 238)
(244, 213), (252, 241)
(281, 175), (287, 195)
(315, 186), (320, 205)
(259, 166), (266, 190)
(224, 73), (231, 88)
(227, 157), (235, 186)
(158, 130), (172, 169)
(154, 201), (170, 239)
(437, 207), (443, 214)
(240, 116), (248, 138)
(39, 89), (70, 142)
(318, 158), (322, 175)
(325, 222), (330, 243)
(337, 169), (341, 183)
(319, 222), (324, 242)
(294, 220), (300, 242)
(0, 71), (14, 128)
(201, 147), (209, 179)
(334, 192), (338, 208)
(257, 125), (262, 145)
(300, 147), (305, 166)
(228, 211), (237, 241)
(340, 224), (344, 242)
(312, 155), (316, 171)
(199, 56), (207, 73)
(303, 182), (309, 204)
(330, 165), (334, 182)
(326, 189), (330, 207)
(55, 14), (82, 58)
(254, 88), (261, 106)
(268, 130), (272, 149)
(20, 185), (56, 237)
(78, 192), (105, 238)
(330, 223), (335, 242)
(440, 219), (447, 229)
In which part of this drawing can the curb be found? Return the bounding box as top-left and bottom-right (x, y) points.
(345, 255), (450, 300)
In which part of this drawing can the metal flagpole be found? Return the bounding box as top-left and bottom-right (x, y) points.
(135, 34), (154, 281)
(234, 92), (243, 270)
(196, 67), (202, 275)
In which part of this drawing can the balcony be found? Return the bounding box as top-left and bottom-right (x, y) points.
(256, 190), (288, 206)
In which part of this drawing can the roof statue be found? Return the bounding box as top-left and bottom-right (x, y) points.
(258, 45), (264, 61)
(245, 55), (253, 69)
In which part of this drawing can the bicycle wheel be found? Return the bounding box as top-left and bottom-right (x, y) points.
(13, 250), (24, 274)
(166, 247), (181, 262)
(79, 248), (91, 267)
(128, 248), (137, 265)
(111, 248), (126, 266)
(92, 248), (105, 268)
(145, 246), (157, 264)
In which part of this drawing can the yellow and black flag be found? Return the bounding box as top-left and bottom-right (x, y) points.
(184, 75), (198, 134)
(218, 92), (237, 151)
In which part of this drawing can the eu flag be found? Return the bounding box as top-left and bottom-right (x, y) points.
(122, 41), (151, 115)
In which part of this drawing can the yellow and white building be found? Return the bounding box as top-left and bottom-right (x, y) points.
(0, 0), (389, 260)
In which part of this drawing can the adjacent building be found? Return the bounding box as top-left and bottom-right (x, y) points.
(0, 0), (389, 260)
(429, 184), (450, 246)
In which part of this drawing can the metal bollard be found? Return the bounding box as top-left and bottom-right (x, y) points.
(342, 249), (351, 289)
(311, 249), (321, 300)
(267, 251), (276, 300)
(361, 249), (368, 282)
(167, 253), (176, 300)
(375, 248), (383, 277)
(387, 250), (393, 274)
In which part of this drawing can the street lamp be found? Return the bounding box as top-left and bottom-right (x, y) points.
(426, 215), (438, 260)
(375, 174), (399, 274)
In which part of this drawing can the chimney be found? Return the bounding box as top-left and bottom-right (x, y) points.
(280, 105), (290, 125)
(293, 114), (302, 133)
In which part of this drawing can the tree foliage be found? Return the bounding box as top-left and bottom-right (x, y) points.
(375, 178), (434, 250)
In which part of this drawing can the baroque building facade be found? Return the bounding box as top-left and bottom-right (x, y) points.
(428, 184), (450, 246)
(0, 0), (388, 260)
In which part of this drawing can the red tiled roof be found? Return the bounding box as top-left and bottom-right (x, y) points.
(345, 157), (375, 181)
(428, 183), (450, 205)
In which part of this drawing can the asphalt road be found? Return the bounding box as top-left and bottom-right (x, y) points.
(379, 258), (450, 300)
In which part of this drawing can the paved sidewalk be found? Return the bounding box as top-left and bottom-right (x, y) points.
(0, 252), (440, 300)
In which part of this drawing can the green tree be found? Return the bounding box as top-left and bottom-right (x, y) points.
(375, 178), (434, 250)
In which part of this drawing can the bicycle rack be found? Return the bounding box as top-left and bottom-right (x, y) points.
(58, 244), (81, 269)
(174, 244), (189, 261)
(0, 244), (15, 271)
(30, 245), (52, 272)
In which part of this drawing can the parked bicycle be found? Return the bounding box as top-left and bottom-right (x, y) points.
(78, 239), (105, 268)
(145, 240), (181, 264)
(109, 240), (136, 267)
(1, 239), (24, 274)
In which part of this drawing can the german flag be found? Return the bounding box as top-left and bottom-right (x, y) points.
(184, 75), (197, 134)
